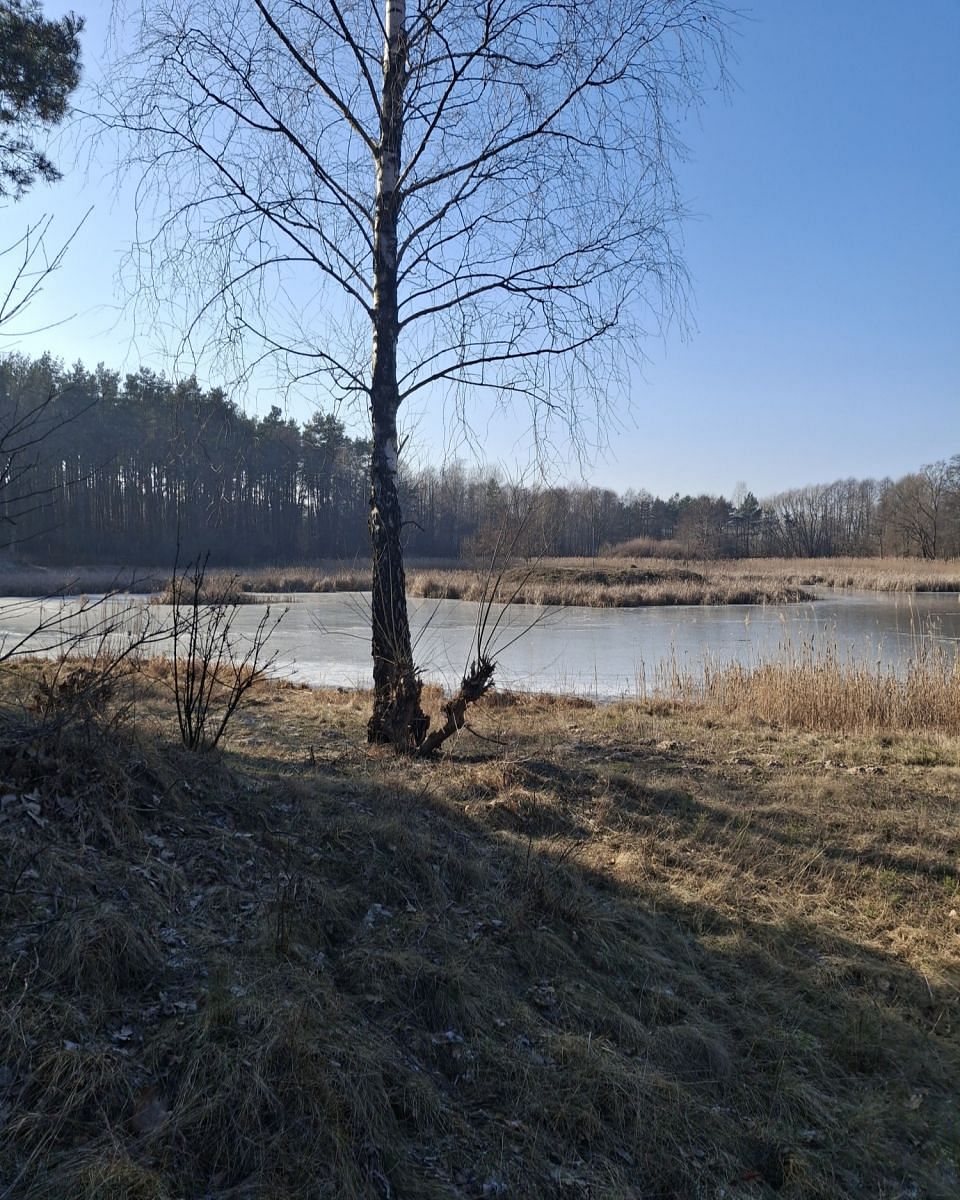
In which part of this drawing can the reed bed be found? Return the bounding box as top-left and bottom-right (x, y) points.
(236, 564), (373, 593)
(406, 563), (812, 607)
(2, 554), (957, 606)
(549, 554), (960, 594)
(605, 552), (960, 593)
(150, 573), (251, 606)
(721, 555), (960, 593)
(656, 643), (960, 734)
(407, 555), (959, 606)
(152, 565), (373, 601)
(0, 565), (165, 596)
(13, 560), (810, 607)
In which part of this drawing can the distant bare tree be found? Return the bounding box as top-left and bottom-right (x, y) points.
(883, 458), (960, 560)
(676, 494), (730, 557)
(101, 0), (731, 750)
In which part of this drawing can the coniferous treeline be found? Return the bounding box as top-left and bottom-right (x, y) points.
(0, 354), (371, 563)
(1, 353), (958, 563)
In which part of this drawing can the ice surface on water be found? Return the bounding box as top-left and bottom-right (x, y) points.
(0, 590), (957, 700)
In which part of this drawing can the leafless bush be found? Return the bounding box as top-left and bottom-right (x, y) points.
(30, 662), (119, 723)
(603, 536), (689, 560)
(169, 553), (283, 751)
(0, 590), (162, 746)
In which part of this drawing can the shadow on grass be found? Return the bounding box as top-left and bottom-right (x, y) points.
(0, 699), (957, 1199)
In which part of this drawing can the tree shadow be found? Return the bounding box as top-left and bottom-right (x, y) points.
(5, 698), (956, 1200)
(226, 729), (960, 1199)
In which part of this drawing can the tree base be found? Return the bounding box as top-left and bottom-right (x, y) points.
(368, 655), (497, 756)
(367, 667), (429, 751)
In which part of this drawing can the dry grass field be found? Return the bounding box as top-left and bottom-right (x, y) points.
(1, 660), (957, 1198)
(702, 555), (960, 594)
(406, 560), (813, 606)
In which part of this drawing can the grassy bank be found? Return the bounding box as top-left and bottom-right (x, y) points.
(0, 564), (167, 597)
(1, 560), (816, 607)
(199, 559), (815, 606)
(222, 554), (957, 606)
(1, 664), (957, 1197)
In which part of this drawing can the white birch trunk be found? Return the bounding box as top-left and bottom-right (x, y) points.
(367, 0), (426, 747)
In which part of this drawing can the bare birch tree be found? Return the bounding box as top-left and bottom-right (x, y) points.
(101, 0), (730, 750)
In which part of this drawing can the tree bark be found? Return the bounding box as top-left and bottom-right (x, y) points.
(366, 0), (428, 748)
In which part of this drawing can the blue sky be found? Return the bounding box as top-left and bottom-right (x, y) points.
(3, 0), (958, 499)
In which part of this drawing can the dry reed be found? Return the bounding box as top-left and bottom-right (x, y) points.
(406, 562), (812, 607)
(2, 554), (958, 606)
(0, 564), (165, 596)
(653, 641), (960, 734)
(710, 555), (960, 593)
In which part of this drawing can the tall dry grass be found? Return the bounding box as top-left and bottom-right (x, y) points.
(654, 641), (960, 734)
(152, 564), (372, 601)
(608, 553), (960, 593)
(408, 555), (960, 607)
(406, 562), (812, 607)
(0, 565), (166, 596)
(41, 559), (812, 607)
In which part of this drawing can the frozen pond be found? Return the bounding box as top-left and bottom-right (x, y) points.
(1, 588), (958, 700)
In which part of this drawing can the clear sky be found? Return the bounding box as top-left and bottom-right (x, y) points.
(3, 0), (958, 499)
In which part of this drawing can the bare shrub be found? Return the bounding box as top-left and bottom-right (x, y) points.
(168, 554), (283, 751)
(28, 663), (122, 736)
(1, 595), (164, 750)
(417, 524), (551, 756)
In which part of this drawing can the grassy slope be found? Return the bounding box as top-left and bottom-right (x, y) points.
(1, 675), (958, 1198)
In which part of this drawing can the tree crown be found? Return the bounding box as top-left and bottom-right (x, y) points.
(0, 0), (83, 198)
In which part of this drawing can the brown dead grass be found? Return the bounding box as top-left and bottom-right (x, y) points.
(0, 665), (957, 1198)
(407, 559), (813, 606)
(657, 644), (960, 735)
(704, 555), (960, 593)
(0, 564), (166, 597)
(601, 548), (960, 593)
